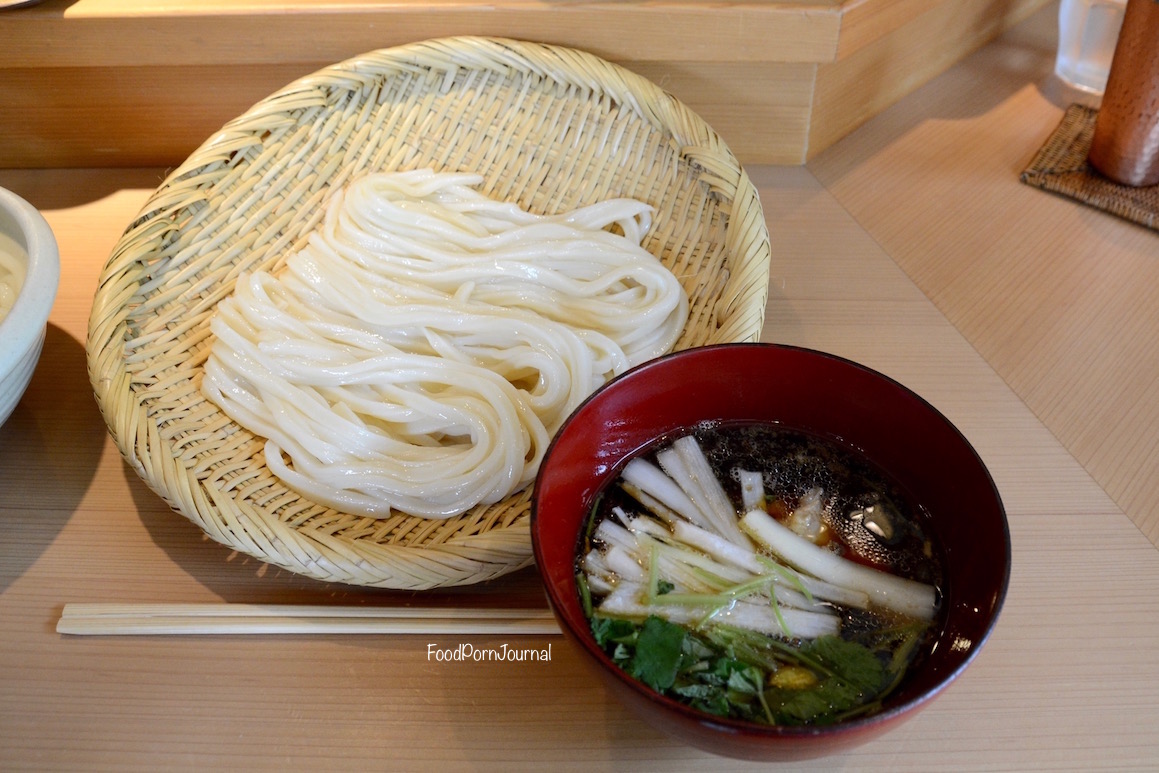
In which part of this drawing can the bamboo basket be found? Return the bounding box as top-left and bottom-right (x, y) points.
(86, 37), (772, 589)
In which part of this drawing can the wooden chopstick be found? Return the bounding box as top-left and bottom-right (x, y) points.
(57, 603), (562, 636)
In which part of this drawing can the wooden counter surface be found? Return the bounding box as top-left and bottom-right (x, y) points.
(3, 4), (1158, 769)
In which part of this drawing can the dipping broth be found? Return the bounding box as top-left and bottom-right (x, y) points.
(577, 421), (946, 727)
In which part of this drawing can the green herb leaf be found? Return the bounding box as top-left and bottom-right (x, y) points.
(589, 615), (911, 727)
(770, 684), (845, 725)
(726, 664), (765, 696)
(629, 616), (687, 691)
(682, 688), (731, 717)
(611, 642), (633, 666)
(590, 615), (637, 648)
(682, 633), (715, 662)
(672, 682), (720, 700)
(804, 636), (885, 693)
(761, 636), (889, 725)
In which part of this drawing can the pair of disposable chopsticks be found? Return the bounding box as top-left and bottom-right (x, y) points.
(57, 603), (562, 636)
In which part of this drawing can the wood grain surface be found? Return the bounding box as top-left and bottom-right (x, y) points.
(1, 0), (1048, 166)
(2, 4), (1158, 769)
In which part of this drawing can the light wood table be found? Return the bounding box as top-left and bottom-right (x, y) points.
(2, 4), (1158, 769)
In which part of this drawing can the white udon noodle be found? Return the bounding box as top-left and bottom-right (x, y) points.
(202, 169), (689, 519)
(0, 235), (27, 323)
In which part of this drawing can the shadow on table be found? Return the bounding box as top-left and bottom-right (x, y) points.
(0, 168), (170, 212)
(0, 324), (105, 592)
(810, 2), (1061, 182)
(127, 466), (550, 608)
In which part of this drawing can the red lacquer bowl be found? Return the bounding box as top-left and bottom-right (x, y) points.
(531, 343), (1010, 761)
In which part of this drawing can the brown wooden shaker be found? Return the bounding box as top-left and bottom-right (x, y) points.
(1088, 0), (1159, 187)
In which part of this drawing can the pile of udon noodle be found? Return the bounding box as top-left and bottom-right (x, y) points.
(202, 170), (689, 520)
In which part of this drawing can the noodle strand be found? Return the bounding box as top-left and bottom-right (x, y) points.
(202, 169), (688, 519)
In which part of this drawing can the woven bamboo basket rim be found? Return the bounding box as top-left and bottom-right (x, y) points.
(86, 36), (772, 589)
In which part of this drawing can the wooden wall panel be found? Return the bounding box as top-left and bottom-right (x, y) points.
(0, 0), (1053, 168)
(807, 0), (1051, 158)
(4, 60), (815, 168)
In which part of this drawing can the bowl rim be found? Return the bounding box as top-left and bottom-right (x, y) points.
(0, 186), (60, 373)
(531, 341), (1011, 741)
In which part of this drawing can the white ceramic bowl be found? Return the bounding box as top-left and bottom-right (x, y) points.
(0, 186), (59, 428)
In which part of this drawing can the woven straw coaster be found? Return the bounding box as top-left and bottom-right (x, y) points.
(1021, 104), (1159, 231)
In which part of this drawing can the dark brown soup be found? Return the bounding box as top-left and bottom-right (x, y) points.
(577, 421), (945, 726)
